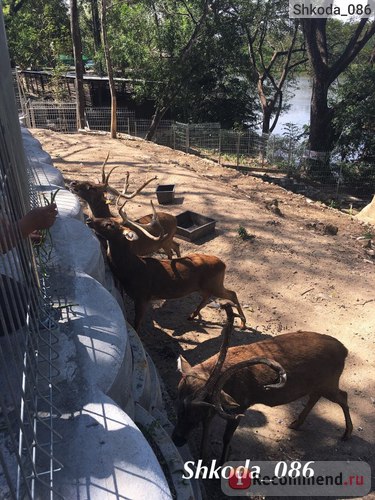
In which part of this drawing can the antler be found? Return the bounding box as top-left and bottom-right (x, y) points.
(101, 152), (120, 185)
(208, 358), (287, 420)
(118, 199), (165, 241)
(192, 304), (235, 402)
(107, 173), (157, 199)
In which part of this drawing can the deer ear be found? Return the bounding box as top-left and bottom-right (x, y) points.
(220, 391), (241, 410)
(177, 356), (192, 375)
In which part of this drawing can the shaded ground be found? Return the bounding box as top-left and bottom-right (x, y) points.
(33, 129), (375, 499)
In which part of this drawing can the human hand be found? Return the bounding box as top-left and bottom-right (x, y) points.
(19, 204), (58, 237)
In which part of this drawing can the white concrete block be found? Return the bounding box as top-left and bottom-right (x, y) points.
(68, 272), (131, 396)
(35, 389), (172, 500)
(49, 217), (105, 285)
(29, 161), (65, 189)
(23, 143), (53, 164)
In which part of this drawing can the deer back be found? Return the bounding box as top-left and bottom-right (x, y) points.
(126, 211), (177, 256)
(184, 331), (348, 411)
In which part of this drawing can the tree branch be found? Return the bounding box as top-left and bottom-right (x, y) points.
(269, 91), (283, 134)
(180, 0), (198, 24)
(330, 20), (375, 82)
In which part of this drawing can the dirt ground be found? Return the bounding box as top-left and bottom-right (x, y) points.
(32, 129), (375, 499)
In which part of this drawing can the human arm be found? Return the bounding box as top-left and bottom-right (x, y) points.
(0, 204), (58, 253)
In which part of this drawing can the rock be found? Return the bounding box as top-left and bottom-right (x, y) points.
(305, 222), (338, 235)
(355, 194), (375, 224)
(265, 199), (283, 217)
(324, 224), (338, 235)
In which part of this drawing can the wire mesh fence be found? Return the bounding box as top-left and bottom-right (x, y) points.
(23, 100), (375, 203)
(1, 20), (63, 499)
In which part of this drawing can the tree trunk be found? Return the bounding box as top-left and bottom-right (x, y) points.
(145, 106), (168, 141)
(91, 0), (103, 75)
(100, 0), (117, 138)
(302, 17), (375, 174)
(262, 106), (272, 135)
(309, 77), (334, 153)
(70, 0), (85, 130)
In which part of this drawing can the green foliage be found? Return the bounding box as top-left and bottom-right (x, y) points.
(333, 64), (375, 163)
(3, 0), (71, 68)
(104, 0), (257, 128)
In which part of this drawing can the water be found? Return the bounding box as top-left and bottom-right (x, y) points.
(272, 75), (312, 135)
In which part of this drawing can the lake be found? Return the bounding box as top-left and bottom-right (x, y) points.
(272, 75), (312, 135)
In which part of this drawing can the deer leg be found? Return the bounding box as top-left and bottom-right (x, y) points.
(134, 299), (148, 332)
(188, 292), (211, 321)
(161, 244), (173, 259)
(200, 409), (215, 462)
(289, 393), (321, 430)
(219, 289), (247, 330)
(219, 419), (240, 466)
(172, 240), (181, 258)
(323, 389), (353, 440)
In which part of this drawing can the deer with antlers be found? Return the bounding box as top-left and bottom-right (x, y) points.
(70, 153), (180, 258)
(172, 304), (353, 464)
(86, 208), (246, 332)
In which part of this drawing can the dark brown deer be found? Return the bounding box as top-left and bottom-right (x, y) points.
(172, 305), (353, 464)
(69, 152), (157, 218)
(70, 153), (180, 258)
(86, 213), (246, 332)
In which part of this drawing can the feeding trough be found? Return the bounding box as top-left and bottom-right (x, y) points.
(156, 184), (175, 204)
(176, 211), (216, 242)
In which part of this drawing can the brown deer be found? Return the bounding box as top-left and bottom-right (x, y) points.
(70, 153), (180, 258)
(86, 212), (246, 332)
(172, 305), (353, 464)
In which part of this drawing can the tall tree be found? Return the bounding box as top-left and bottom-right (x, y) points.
(231, 0), (307, 135)
(70, 0), (86, 129)
(143, 0), (215, 140)
(302, 18), (375, 155)
(100, 0), (117, 138)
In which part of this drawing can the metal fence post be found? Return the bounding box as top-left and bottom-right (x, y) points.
(173, 121), (176, 150)
(236, 131), (241, 169)
(24, 99), (31, 128)
(134, 120), (137, 137)
(30, 101), (36, 128)
(218, 128), (222, 165)
(186, 123), (190, 153)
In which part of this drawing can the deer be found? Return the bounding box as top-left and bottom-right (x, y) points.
(86, 207), (246, 332)
(172, 304), (353, 464)
(70, 152), (180, 258)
